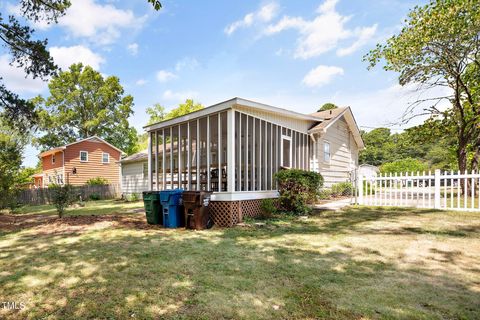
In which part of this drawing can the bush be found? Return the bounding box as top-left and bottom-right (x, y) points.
(318, 188), (332, 200)
(274, 169), (323, 215)
(0, 189), (21, 213)
(89, 193), (101, 201)
(49, 184), (76, 218)
(125, 193), (139, 202)
(380, 158), (428, 174)
(330, 182), (353, 197)
(86, 177), (109, 186)
(259, 198), (277, 219)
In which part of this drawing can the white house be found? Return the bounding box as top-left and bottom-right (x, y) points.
(120, 150), (148, 198)
(143, 97), (364, 226)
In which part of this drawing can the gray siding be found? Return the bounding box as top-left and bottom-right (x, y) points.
(315, 117), (359, 187)
(121, 161), (148, 196)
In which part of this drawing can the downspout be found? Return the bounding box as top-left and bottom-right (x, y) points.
(309, 132), (317, 173)
(62, 150), (65, 185)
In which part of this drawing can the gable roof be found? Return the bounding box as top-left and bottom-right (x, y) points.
(38, 136), (125, 157)
(144, 97), (322, 131)
(308, 107), (365, 149)
(120, 150), (148, 164)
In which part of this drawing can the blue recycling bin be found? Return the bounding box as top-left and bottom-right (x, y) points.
(160, 189), (184, 228)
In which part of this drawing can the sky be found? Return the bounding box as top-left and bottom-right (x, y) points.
(1, 0), (433, 167)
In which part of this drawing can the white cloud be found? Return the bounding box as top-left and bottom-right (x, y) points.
(58, 0), (144, 45)
(302, 65), (344, 87)
(162, 90), (199, 102)
(265, 0), (376, 59)
(337, 24), (378, 56)
(225, 2), (279, 35)
(136, 79), (147, 86)
(127, 43), (139, 56)
(175, 57), (199, 71)
(49, 45), (105, 70)
(0, 55), (47, 94)
(156, 70), (177, 82)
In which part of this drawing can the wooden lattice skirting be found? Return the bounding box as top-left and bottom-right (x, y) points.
(209, 199), (272, 227)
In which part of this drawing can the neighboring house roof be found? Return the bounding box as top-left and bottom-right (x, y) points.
(144, 97), (323, 131)
(38, 136), (125, 157)
(120, 150), (148, 164)
(308, 107), (365, 149)
(32, 173), (43, 178)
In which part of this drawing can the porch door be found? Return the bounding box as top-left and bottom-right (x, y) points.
(281, 135), (292, 168)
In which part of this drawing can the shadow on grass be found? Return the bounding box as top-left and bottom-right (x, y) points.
(0, 210), (479, 319)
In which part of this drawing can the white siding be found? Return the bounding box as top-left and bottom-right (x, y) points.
(233, 105), (315, 133)
(314, 117), (359, 187)
(121, 161), (148, 196)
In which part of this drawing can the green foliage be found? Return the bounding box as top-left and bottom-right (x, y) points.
(259, 198), (277, 219)
(86, 177), (109, 186)
(318, 189), (332, 200)
(330, 182), (353, 197)
(49, 184), (75, 218)
(34, 63), (138, 154)
(364, 0), (480, 172)
(125, 193), (140, 202)
(274, 169), (323, 215)
(317, 103), (338, 112)
(380, 158), (428, 174)
(146, 103), (167, 125)
(89, 193), (101, 201)
(146, 99), (204, 125)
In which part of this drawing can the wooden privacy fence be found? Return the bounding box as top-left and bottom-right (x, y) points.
(16, 184), (121, 206)
(358, 170), (480, 211)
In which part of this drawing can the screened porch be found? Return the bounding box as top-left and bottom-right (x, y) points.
(147, 108), (311, 198)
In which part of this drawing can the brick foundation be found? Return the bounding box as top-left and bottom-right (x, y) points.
(209, 199), (268, 227)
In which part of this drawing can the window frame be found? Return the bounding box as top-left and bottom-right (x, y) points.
(52, 154), (56, 164)
(323, 141), (331, 163)
(80, 150), (88, 162)
(280, 135), (292, 168)
(102, 152), (110, 164)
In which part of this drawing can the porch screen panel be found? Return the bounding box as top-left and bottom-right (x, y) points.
(157, 130), (164, 190)
(235, 112), (241, 191)
(241, 114), (247, 191)
(150, 132), (156, 190)
(248, 116), (253, 191)
(262, 120), (267, 190)
(199, 117), (207, 191)
(220, 112), (228, 191)
(255, 118), (261, 190)
(266, 122), (272, 190)
(180, 123), (188, 189)
(189, 120), (197, 190)
(272, 124), (277, 189)
(209, 114), (218, 192)
(172, 125), (179, 189)
(164, 128), (171, 189)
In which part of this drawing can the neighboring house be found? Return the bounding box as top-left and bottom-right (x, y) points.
(120, 150), (148, 197)
(358, 164), (380, 181)
(143, 97), (364, 225)
(36, 136), (123, 188)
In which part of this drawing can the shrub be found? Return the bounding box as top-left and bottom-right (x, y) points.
(330, 182), (353, 197)
(318, 188), (332, 200)
(259, 198), (277, 219)
(89, 193), (101, 201)
(49, 184), (76, 218)
(125, 193), (139, 202)
(380, 158), (428, 174)
(274, 169), (323, 215)
(86, 177), (109, 186)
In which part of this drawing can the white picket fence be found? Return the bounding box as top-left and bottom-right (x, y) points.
(357, 170), (480, 211)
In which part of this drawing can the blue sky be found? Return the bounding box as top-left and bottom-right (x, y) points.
(1, 0), (430, 166)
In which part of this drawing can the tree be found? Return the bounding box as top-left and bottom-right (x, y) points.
(359, 128), (395, 166)
(35, 63), (138, 154)
(317, 103), (338, 112)
(380, 158), (428, 174)
(364, 0), (480, 173)
(146, 103), (166, 125)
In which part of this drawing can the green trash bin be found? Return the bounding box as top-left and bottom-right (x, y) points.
(142, 191), (162, 225)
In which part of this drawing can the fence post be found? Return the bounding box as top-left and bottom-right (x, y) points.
(434, 169), (441, 209)
(357, 173), (364, 205)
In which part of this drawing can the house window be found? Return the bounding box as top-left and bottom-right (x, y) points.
(80, 151), (88, 162)
(324, 141), (331, 162)
(52, 154), (56, 164)
(57, 174), (63, 184)
(102, 152), (109, 163)
(281, 135), (292, 168)
(143, 162), (148, 177)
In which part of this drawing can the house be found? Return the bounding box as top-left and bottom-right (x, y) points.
(35, 136), (123, 188)
(358, 164), (380, 181)
(120, 150), (148, 197)
(144, 97), (364, 226)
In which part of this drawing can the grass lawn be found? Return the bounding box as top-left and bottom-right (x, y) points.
(0, 205), (479, 319)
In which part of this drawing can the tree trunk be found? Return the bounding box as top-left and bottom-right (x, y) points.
(457, 140), (468, 195)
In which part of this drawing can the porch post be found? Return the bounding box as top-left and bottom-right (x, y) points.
(147, 131), (152, 190)
(227, 109), (235, 192)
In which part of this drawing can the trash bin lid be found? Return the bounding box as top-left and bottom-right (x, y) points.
(160, 189), (184, 201)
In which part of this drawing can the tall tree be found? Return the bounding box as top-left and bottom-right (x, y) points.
(35, 63), (138, 154)
(364, 0), (480, 172)
(317, 103), (338, 112)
